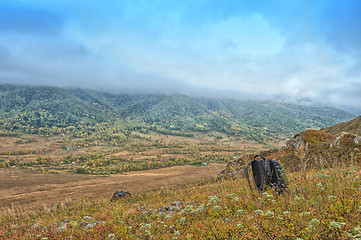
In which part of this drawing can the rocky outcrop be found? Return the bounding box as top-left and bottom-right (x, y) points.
(330, 132), (348, 148)
(286, 134), (306, 149)
(356, 135), (361, 145)
(219, 127), (361, 178)
(218, 158), (246, 179)
(330, 132), (361, 149)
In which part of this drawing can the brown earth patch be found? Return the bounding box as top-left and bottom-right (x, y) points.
(0, 164), (225, 214)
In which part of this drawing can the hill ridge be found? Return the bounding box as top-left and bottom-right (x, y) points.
(322, 115), (361, 136)
(0, 84), (355, 144)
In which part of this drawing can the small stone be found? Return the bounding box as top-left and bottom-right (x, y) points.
(172, 201), (183, 207)
(85, 223), (96, 230)
(85, 221), (105, 230)
(83, 216), (92, 221)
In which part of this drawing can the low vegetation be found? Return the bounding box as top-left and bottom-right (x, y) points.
(0, 131), (246, 175)
(1, 161), (360, 239)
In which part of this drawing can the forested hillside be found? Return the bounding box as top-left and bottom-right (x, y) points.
(0, 85), (354, 143)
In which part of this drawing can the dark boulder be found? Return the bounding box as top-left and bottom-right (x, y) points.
(111, 190), (131, 201)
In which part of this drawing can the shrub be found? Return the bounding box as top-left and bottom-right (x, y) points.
(76, 167), (86, 174)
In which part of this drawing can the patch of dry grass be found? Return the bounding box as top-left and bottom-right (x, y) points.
(1, 162), (360, 239)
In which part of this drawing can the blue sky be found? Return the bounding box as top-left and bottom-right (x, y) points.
(0, 0), (361, 113)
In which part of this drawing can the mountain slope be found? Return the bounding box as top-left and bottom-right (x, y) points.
(321, 115), (361, 136)
(220, 114), (361, 180)
(264, 115), (361, 171)
(0, 85), (355, 143)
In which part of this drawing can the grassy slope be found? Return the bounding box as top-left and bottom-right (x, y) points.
(1, 164), (360, 239)
(322, 116), (361, 136)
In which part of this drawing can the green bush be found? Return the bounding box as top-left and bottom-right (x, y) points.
(76, 167), (86, 174)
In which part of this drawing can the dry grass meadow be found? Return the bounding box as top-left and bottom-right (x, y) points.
(0, 164), (226, 214)
(0, 133), (247, 213)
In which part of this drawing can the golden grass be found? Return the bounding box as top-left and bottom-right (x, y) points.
(0, 164), (225, 213)
(1, 161), (360, 239)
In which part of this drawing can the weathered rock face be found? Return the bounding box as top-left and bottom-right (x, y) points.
(356, 135), (361, 145)
(285, 130), (335, 150)
(330, 132), (361, 149)
(330, 132), (348, 148)
(218, 158), (246, 179)
(286, 134), (306, 149)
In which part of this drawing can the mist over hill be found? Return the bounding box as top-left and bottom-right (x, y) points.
(0, 84), (355, 144)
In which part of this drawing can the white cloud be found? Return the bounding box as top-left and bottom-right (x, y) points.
(0, 0), (361, 114)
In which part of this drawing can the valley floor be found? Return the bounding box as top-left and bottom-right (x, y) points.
(0, 164), (225, 213)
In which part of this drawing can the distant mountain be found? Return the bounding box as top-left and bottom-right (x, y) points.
(0, 85), (355, 143)
(322, 115), (361, 136)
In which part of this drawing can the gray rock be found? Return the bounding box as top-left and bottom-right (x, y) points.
(83, 216), (92, 221)
(85, 221), (105, 230)
(172, 201), (183, 207)
(286, 134), (306, 149)
(354, 135), (361, 145)
(330, 132), (348, 148)
(330, 132), (361, 148)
